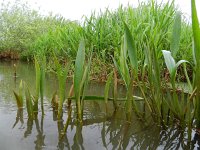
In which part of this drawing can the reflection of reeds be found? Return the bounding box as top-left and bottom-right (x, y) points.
(12, 108), (24, 129)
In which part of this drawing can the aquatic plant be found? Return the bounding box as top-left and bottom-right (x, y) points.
(162, 50), (191, 122)
(25, 83), (34, 119)
(113, 23), (141, 118)
(74, 39), (92, 122)
(13, 80), (23, 108)
(33, 56), (46, 114)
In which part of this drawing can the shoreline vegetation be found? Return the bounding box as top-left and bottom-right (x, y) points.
(0, 0), (193, 82)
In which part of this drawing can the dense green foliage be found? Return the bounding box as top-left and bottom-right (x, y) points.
(0, 0), (71, 58)
(0, 0), (192, 64)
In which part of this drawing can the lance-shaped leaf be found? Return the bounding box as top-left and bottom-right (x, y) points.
(170, 12), (181, 58)
(74, 39), (85, 100)
(124, 23), (138, 75)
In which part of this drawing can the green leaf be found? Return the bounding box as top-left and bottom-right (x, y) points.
(170, 12), (181, 58)
(162, 50), (189, 88)
(162, 50), (176, 75)
(74, 38), (85, 100)
(124, 23), (138, 74)
(13, 80), (23, 108)
(13, 91), (23, 108)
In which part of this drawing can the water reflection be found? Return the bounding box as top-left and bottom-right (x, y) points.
(12, 108), (24, 129)
(11, 98), (198, 150)
(9, 96), (200, 150)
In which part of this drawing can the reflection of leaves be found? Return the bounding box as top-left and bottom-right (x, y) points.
(163, 128), (184, 150)
(24, 118), (33, 138)
(52, 106), (58, 121)
(57, 119), (71, 150)
(34, 133), (45, 150)
(72, 124), (84, 150)
(12, 108), (24, 129)
(34, 116), (46, 150)
(101, 122), (107, 149)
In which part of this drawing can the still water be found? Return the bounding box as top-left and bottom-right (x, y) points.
(0, 61), (200, 150)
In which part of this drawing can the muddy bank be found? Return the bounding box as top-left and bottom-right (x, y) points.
(0, 51), (19, 60)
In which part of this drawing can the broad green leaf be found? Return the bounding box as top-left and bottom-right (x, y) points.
(13, 91), (23, 108)
(13, 80), (23, 108)
(162, 50), (176, 75)
(74, 39), (85, 100)
(162, 50), (189, 88)
(124, 23), (138, 74)
(170, 12), (181, 58)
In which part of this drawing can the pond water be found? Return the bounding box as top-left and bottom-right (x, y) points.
(0, 61), (200, 150)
